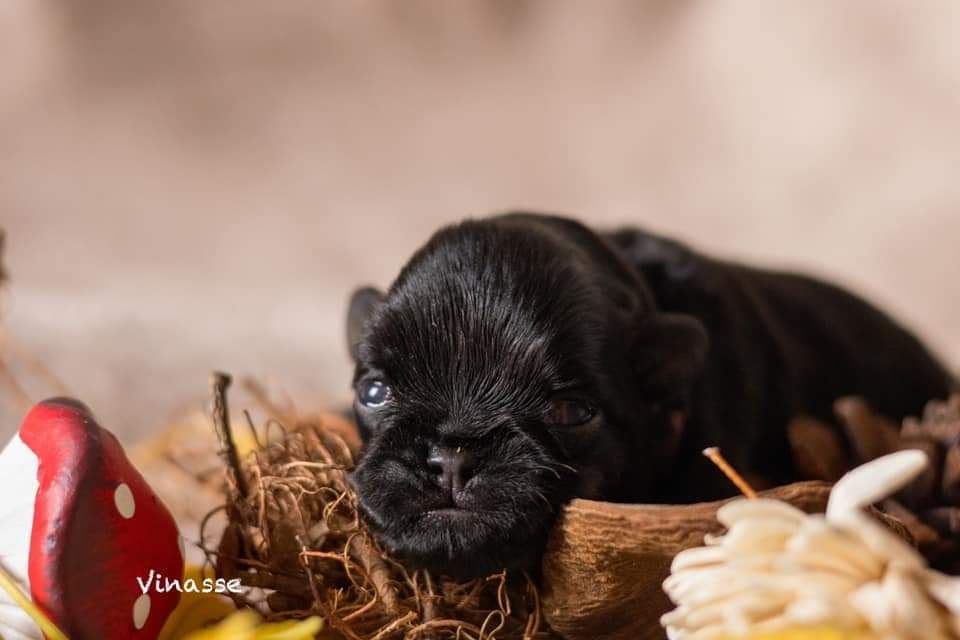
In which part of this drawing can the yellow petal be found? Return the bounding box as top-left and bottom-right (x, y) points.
(183, 610), (260, 640)
(180, 610), (324, 640)
(0, 563), (68, 640)
(252, 617), (324, 639)
(159, 565), (237, 640)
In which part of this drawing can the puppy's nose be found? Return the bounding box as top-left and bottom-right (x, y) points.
(426, 445), (475, 494)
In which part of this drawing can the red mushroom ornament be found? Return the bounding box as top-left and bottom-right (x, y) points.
(0, 398), (184, 639)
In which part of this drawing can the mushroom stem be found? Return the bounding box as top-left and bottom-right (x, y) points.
(210, 371), (249, 499)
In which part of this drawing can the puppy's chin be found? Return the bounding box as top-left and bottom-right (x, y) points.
(350, 438), (567, 578)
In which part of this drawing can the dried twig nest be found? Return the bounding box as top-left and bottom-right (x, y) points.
(193, 376), (928, 640)
(201, 381), (848, 638)
(199, 375), (921, 640)
(204, 374), (550, 640)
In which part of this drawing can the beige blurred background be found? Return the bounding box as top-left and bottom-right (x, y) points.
(1, 1), (958, 442)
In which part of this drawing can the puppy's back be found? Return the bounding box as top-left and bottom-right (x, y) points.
(607, 226), (955, 496)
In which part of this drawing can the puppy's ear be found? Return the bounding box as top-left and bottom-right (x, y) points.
(347, 287), (385, 361)
(632, 313), (709, 403)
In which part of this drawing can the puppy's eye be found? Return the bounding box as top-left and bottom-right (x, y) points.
(357, 379), (391, 407)
(545, 399), (596, 427)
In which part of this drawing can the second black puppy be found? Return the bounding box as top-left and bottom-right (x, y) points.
(346, 212), (953, 577)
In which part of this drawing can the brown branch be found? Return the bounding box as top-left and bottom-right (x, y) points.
(542, 483), (834, 640)
(349, 534), (400, 616)
(210, 371), (249, 499)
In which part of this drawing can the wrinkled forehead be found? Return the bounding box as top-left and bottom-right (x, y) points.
(363, 264), (605, 407)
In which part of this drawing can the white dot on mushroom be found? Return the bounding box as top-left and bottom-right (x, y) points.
(114, 482), (136, 519)
(132, 594), (150, 630)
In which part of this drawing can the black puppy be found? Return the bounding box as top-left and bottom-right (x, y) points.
(346, 212), (953, 577)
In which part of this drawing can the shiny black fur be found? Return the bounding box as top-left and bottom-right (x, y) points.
(347, 212), (954, 577)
